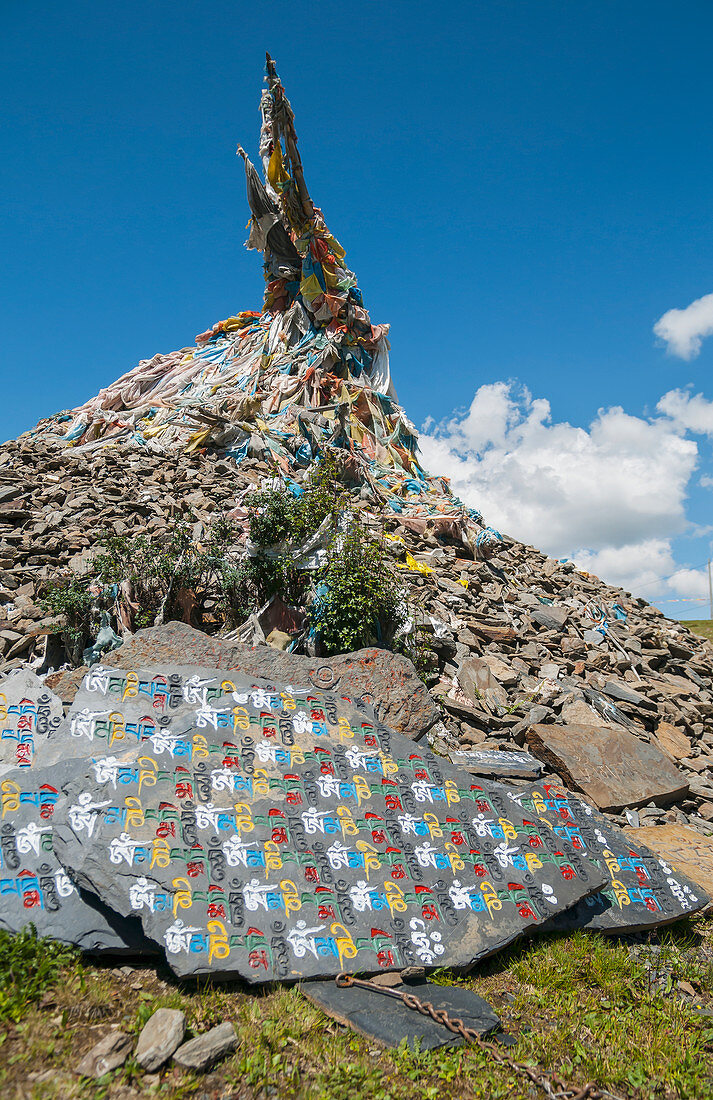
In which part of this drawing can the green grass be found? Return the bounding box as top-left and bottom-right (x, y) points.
(1, 922), (713, 1099)
(0, 925), (79, 1023)
(682, 620), (713, 644)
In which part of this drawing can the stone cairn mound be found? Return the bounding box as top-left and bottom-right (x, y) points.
(0, 56), (711, 997)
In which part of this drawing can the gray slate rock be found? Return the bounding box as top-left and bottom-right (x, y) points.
(52, 664), (606, 983)
(602, 680), (658, 712)
(303, 977), (500, 1050)
(173, 1022), (237, 1070)
(0, 759), (154, 953)
(102, 621), (441, 740)
(76, 1030), (132, 1077)
(0, 668), (63, 774)
(135, 1007), (186, 1070)
(531, 606), (569, 632)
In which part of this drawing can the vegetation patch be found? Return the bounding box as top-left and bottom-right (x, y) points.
(1, 919), (712, 1098)
(38, 451), (432, 674)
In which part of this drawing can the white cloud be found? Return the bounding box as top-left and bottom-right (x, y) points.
(419, 382), (697, 570)
(668, 567), (709, 599)
(653, 292), (713, 359)
(656, 389), (713, 437)
(700, 475), (713, 489)
(572, 540), (675, 596)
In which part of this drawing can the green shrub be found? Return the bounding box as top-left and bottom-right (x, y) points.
(247, 451), (347, 550)
(40, 575), (98, 661)
(312, 520), (406, 655)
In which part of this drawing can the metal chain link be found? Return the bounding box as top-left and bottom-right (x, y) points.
(336, 973), (623, 1100)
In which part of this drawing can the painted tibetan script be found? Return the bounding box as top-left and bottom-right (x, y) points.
(53, 665), (606, 981)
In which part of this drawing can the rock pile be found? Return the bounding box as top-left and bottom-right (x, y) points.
(1, 54), (713, 969)
(2, 431), (713, 841)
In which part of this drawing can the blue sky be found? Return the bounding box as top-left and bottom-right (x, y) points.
(3, 1), (713, 619)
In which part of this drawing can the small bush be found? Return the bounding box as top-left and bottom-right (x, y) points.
(312, 520), (406, 655)
(247, 451), (347, 550)
(40, 575), (98, 661)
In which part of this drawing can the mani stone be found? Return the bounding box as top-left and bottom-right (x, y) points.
(505, 781), (707, 933)
(135, 1008), (186, 1070)
(0, 760), (154, 954)
(76, 1030), (133, 1078)
(449, 749), (544, 780)
(173, 1022), (238, 1071)
(302, 977), (500, 1050)
(525, 723), (689, 812)
(101, 621), (441, 740)
(623, 825), (713, 910)
(52, 663), (606, 984)
(0, 668), (63, 775)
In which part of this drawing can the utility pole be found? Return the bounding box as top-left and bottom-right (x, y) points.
(709, 559), (713, 621)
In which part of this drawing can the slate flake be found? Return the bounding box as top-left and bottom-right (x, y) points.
(302, 977), (500, 1050)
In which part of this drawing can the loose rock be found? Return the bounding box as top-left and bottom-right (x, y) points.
(135, 1007), (186, 1070)
(172, 1022), (237, 1071)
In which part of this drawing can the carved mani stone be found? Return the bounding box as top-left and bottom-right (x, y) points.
(0, 669), (63, 776)
(53, 664), (606, 982)
(503, 780), (708, 932)
(0, 760), (154, 953)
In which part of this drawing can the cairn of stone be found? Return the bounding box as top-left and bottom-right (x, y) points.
(0, 57), (712, 978)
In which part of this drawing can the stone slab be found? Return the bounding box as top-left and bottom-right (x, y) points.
(0, 669), (63, 775)
(42, 662), (371, 770)
(173, 1022), (237, 1070)
(52, 664), (606, 983)
(0, 760), (155, 953)
(622, 825), (713, 910)
(302, 977), (500, 1050)
(504, 781), (708, 932)
(100, 622), (441, 740)
(449, 750), (544, 780)
(525, 723), (689, 812)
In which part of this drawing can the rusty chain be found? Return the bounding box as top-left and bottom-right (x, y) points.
(335, 973), (623, 1100)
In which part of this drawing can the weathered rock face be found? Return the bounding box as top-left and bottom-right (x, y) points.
(0, 669), (63, 774)
(52, 664), (605, 982)
(525, 722), (689, 812)
(504, 780), (707, 933)
(92, 622), (440, 742)
(0, 760), (154, 952)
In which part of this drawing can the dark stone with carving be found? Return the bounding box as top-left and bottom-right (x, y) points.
(501, 779), (708, 932)
(525, 723), (688, 811)
(53, 664), (605, 982)
(302, 977), (501, 1050)
(0, 760), (154, 952)
(0, 669), (63, 775)
(98, 622), (441, 740)
(450, 749), (544, 780)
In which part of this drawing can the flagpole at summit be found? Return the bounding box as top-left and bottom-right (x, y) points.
(263, 52), (314, 222)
